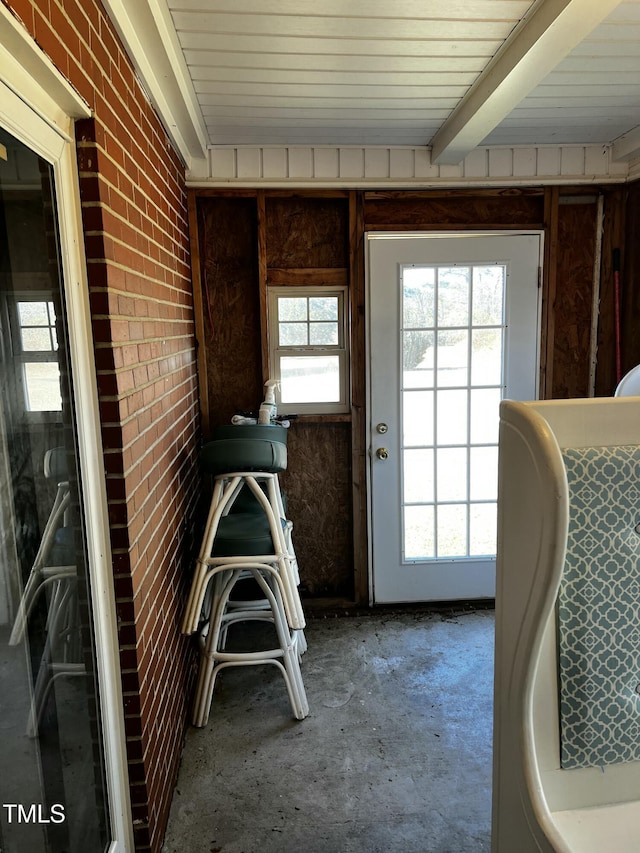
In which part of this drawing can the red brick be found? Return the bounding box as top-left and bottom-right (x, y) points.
(33, 12), (69, 78)
(49, 3), (80, 63)
(5, 0), (35, 32)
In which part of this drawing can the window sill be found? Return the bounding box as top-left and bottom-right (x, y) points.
(289, 413), (352, 424)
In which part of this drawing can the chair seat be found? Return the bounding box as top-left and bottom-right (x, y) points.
(201, 424), (288, 475)
(212, 512), (286, 557)
(229, 482), (288, 515)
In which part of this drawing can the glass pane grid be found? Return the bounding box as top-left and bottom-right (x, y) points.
(401, 262), (504, 562)
(18, 300), (57, 353)
(277, 295), (340, 350)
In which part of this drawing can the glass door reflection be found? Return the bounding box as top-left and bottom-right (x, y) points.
(0, 128), (109, 852)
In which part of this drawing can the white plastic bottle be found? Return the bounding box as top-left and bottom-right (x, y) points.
(258, 380), (278, 424)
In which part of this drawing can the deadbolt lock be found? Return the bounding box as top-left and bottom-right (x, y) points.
(376, 448), (389, 461)
(376, 422), (388, 434)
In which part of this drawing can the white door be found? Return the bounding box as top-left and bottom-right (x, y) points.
(367, 232), (542, 603)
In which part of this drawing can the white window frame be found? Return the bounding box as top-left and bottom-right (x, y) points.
(1, 7), (134, 850)
(7, 292), (63, 415)
(267, 285), (350, 415)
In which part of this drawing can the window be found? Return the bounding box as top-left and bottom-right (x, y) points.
(9, 295), (62, 412)
(268, 286), (349, 414)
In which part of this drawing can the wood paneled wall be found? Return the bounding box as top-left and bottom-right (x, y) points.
(190, 185), (630, 605)
(196, 197), (262, 427)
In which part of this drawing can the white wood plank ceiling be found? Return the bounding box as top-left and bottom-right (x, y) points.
(105, 0), (640, 166)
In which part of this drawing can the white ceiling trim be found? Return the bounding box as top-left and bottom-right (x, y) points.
(187, 143), (629, 188)
(431, 0), (624, 165)
(102, 0), (208, 170)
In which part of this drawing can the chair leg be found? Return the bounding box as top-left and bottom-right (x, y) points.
(192, 565), (308, 726)
(192, 568), (241, 727)
(181, 477), (243, 634)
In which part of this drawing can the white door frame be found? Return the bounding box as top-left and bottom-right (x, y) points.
(365, 230), (543, 605)
(1, 9), (134, 851)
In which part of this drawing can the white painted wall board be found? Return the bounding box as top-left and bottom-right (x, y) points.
(537, 147), (561, 177)
(364, 148), (390, 178)
(465, 148), (489, 178)
(513, 147), (537, 176)
(389, 148), (414, 178)
(209, 147), (236, 178)
(262, 147), (287, 179)
(236, 147), (261, 178)
(560, 147), (586, 176)
(288, 147), (313, 179)
(488, 148), (514, 177)
(339, 148), (364, 179)
(313, 147), (339, 178)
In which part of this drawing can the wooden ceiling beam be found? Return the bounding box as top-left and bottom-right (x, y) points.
(430, 0), (623, 165)
(612, 125), (640, 161)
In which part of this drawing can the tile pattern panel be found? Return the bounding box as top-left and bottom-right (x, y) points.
(559, 445), (640, 770)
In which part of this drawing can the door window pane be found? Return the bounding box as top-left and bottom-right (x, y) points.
(437, 267), (470, 327)
(471, 329), (503, 386)
(470, 447), (498, 501)
(470, 388), (501, 444)
(437, 504), (468, 557)
(472, 266), (505, 326)
(403, 331), (434, 386)
(403, 267), (435, 328)
(403, 449), (434, 503)
(404, 505), (435, 559)
(437, 448), (467, 502)
(470, 503), (498, 555)
(436, 389), (468, 445)
(436, 330), (468, 387)
(402, 390), (434, 447)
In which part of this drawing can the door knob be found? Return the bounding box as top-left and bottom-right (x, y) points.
(376, 448), (389, 461)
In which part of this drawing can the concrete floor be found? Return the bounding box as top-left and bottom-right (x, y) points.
(163, 606), (494, 853)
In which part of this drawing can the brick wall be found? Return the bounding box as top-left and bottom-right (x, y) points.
(3, 1), (200, 850)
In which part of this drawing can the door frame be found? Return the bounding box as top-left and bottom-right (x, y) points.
(1, 10), (134, 851)
(365, 230), (544, 605)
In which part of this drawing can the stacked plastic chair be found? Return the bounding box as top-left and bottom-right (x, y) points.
(182, 424), (308, 724)
(9, 447), (84, 735)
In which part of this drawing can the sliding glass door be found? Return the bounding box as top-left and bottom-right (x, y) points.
(0, 126), (111, 853)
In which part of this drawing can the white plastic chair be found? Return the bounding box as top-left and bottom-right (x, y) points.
(9, 448), (74, 646)
(614, 363), (640, 396)
(183, 425), (308, 724)
(8, 448), (84, 735)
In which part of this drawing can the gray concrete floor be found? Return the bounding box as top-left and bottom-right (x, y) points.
(163, 607), (494, 853)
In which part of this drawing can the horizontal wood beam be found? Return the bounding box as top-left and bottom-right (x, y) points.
(431, 0), (622, 165)
(267, 268), (348, 286)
